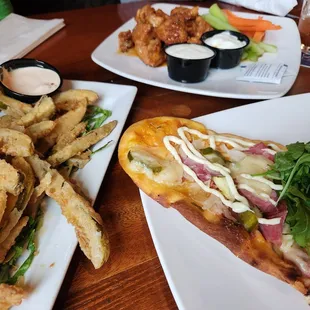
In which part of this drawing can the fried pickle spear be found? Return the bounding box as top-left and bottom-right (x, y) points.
(39, 99), (87, 153)
(67, 150), (91, 169)
(0, 284), (26, 310)
(27, 155), (110, 268)
(0, 115), (24, 132)
(0, 160), (24, 196)
(0, 216), (29, 263)
(0, 158), (34, 243)
(0, 91), (32, 114)
(0, 129), (34, 157)
(16, 96), (55, 127)
(47, 120), (117, 167)
(53, 89), (99, 110)
(26, 120), (55, 143)
(0, 191), (7, 226)
(52, 122), (86, 153)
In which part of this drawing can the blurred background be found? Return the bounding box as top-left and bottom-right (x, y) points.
(10, 0), (122, 15)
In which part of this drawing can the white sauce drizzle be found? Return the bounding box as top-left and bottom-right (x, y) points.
(177, 127), (279, 156)
(177, 128), (247, 205)
(258, 218), (281, 225)
(161, 127), (284, 226)
(263, 148), (277, 155)
(209, 135), (216, 149)
(240, 174), (283, 190)
(268, 143), (283, 152)
(163, 136), (247, 211)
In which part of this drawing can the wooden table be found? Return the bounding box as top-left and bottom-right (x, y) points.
(26, 1), (307, 309)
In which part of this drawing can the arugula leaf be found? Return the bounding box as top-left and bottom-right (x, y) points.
(0, 208), (42, 285)
(269, 142), (310, 251)
(83, 105), (112, 132)
(0, 264), (9, 284)
(251, 169), (281, 180)
(91, 140), (113, 155)
(7, 230), (36, 285)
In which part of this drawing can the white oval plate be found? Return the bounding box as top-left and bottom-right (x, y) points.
(91, 3), (301, 100)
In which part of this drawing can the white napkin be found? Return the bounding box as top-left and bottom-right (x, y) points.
(219, 0), (298, 16)
(0, 13), (65, 64)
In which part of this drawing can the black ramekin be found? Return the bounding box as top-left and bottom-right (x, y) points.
(164, 43), (216, 83)
(0, 58), (63, 104)
(201, 30), (250, 69)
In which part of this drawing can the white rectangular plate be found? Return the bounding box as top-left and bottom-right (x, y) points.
(140, 93), (310, 310)
(12, 80), (137, 310)
(91, 3), (301, 100)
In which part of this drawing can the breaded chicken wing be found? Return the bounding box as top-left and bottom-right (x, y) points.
(155, 15), (188, 45)
(171, 6), (199, 21)
(118, 30), (134, 52)
(132, 23), (166, 67)
(135, 4), (167, 28)
(187, 16), (213, 44)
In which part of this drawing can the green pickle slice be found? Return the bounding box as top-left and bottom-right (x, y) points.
(127, 151), (162, 174)
(239, 210), (258, 232)
(200, 147), (225, 165)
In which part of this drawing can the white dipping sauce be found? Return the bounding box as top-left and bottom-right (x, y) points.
(165, 44), (214, 60)
(204, 31), (246, 49)
(2, 66), (61, 95)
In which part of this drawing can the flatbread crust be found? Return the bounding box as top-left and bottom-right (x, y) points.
(118, 116), (310, 296)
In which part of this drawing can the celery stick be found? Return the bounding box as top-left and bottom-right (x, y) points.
(247, 50), (259, 62)
(241, 51), (248, 61)
(247, 41), (264, 57)
(258, 42), (277, 53)
(202, 14), (237, 31)
(209, 3), (228, 23)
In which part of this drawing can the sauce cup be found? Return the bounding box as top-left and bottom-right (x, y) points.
(164, 43), (216, 83)
(0, 58), (63, 104)
(201, 30), (250, 69)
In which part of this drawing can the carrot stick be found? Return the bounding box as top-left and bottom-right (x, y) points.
(223, 9), (281, 31)
(243, 31), (255, 38)
(235, 25), (280, 31)
(253, 31), (265, 42)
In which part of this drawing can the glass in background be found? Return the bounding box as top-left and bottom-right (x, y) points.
(299, 0), (310, 54)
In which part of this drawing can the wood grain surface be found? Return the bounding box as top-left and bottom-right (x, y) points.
(24, 1), (307, 309)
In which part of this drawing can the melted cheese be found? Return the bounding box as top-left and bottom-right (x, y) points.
(240, 174), (283, 191)
(163, 135), (250, 212)
(281, 236), (310, 277)
(163, 127), (282, 224)
(129, 150), (183, 185)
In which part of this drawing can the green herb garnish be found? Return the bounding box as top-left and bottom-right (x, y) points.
(268, 142), (310, 251)
(83, 105), (112, 132)
(0, 209), (42, 285)
(91, 140), (113, 155)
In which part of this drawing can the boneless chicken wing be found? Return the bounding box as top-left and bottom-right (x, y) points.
(118, 5), (212, 67)
(170, 6), (199, 21)
(118, 30), (134, 53)
(132, 23), (166, 67)
(135, 4), (167, 28)
(155, 15), (188, 45)
(187, 16), (213, 44)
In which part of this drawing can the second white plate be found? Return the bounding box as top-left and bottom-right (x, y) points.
(140, 93), (310, 310)
(91, 3), (301, 100)
(12, 80), (137, 310)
